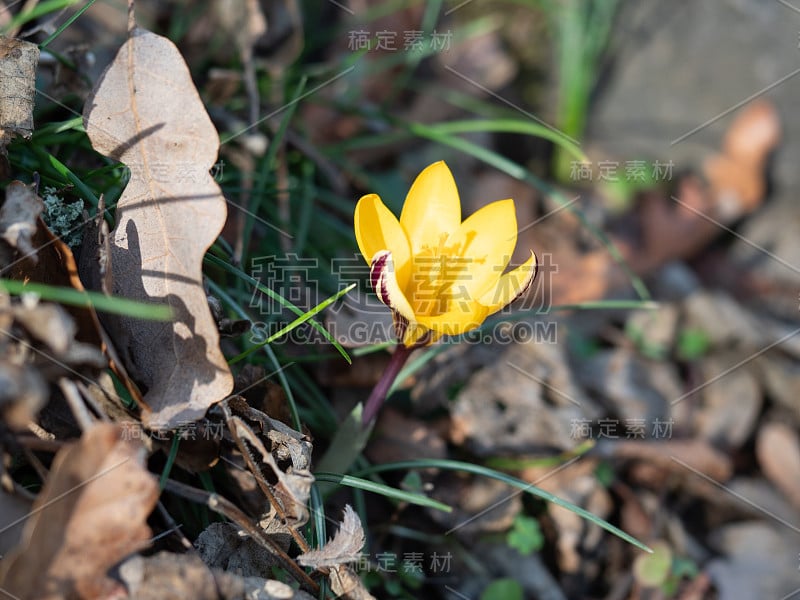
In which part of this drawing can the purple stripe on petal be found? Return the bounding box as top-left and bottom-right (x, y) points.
(379, 273), (392, 306)
(369, 251), (390, 292)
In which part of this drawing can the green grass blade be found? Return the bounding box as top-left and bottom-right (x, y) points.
(309, 485), (327, 549)
(1, 0), (80, 33)
(0, 278), (174, 320)
(159, 436), (181, 490)
(314, 472), (453, 513)
(44, 152), (100, 207)
(353, 459), (651, 553)
(39, 0), (99, 49)
(426, 120), (585, 161)
(549, 300), (660, 311)
(324, 119), (585, 162)
(229, 282), (356, 364)
(484, 440), (595, 470)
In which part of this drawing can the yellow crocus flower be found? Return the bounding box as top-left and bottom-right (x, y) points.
(354, 161), (537, 347)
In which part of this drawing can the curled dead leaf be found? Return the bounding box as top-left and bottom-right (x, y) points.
(297, 505), (365, 569)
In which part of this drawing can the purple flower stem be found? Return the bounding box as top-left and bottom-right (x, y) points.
(361, 343), (414, 426)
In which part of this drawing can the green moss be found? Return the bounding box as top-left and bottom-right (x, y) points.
(42, 187), (84, 249)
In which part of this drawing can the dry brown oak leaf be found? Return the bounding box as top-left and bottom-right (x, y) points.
(83, 28), (233, 430)
(0, 423), (159, 599)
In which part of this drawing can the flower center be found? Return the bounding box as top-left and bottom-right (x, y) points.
(407, 234), (483, 317)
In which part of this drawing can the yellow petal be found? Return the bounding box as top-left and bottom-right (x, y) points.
(354, 194), (411, 287)
(445, 198), (519, 302)
(479, 251), (537, 314)
(416, 298), (490, 339)
(400, 161), (462, 254)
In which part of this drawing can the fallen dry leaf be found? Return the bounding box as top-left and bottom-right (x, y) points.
(0, 38), (39, 146)
(756, 421), (800, 510)
(297, 505), (365, 569)
(0, 423), (159, 599)
(83, 27), (233, 429)
(705, 99), (781, 219)
(0, 181), (44, 262)
(120, 551), (318, 600)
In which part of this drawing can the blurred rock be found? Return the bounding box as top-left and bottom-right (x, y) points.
(589, 1), (796, 190)
(724, 477), (800, 525)
(755, 352), (800, 422)
(756, 421), (800, 510)
(647, 261), (701, 301)
(730, 198), (800, 320)
(195, 522), (282, 578)
(707, 522), (799, 600)
(427, 472), (520, 536)
(521, 459), (611, 575)
(682, 291), (762, 349)
(577, 348), (671, 428)
(452, 542), (567, 600)
(693, 352), (761, 448)
(450, 339), (598, 455)
(683, 291), (800, 357)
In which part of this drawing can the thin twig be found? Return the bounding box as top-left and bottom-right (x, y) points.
(155, 501), (195, 552)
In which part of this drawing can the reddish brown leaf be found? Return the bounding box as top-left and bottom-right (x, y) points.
(0, 423), (159, 599)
